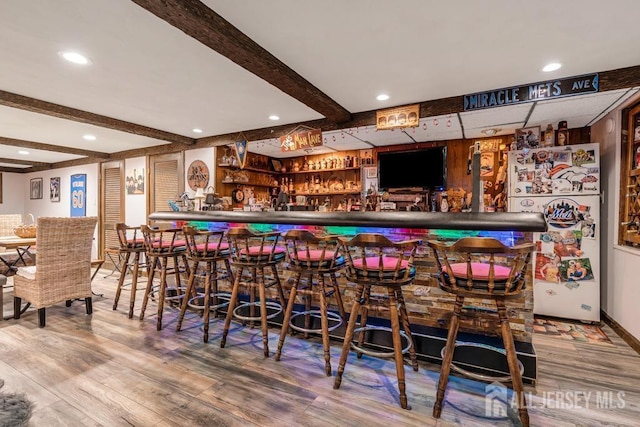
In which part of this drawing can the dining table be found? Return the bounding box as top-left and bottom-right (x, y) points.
(0, 235), (36, 273)
(0, 235), (36, 321)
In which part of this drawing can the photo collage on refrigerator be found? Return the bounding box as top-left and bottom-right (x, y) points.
(508, 143), (600, 321)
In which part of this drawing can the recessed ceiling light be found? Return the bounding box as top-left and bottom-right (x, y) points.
(542, 62), (562, 72)
(269, 115), (280, 121)
(83, 134), (96, 141)
(58, 51), (92, 65)
(377, 94), (390, 101)
(192, 128), (203, 133)
(18, 150), (29, 155)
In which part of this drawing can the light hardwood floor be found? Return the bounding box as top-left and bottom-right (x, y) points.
(1, 271), (639, 427)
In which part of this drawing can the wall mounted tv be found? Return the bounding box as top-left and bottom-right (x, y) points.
(378, 147), (447, 190)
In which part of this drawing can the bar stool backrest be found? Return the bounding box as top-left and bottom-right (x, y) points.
(182, 226), (229, 259)
(282, 229), (345, 272)
(115, 223), (144, 250)
(226, 227), (285, 265)
(141, 225), (185, 255)
(428, 237), (534, 297)
(339, 233), (421, 284)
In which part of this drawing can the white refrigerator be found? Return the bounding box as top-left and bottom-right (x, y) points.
(508, 143), (600, 322)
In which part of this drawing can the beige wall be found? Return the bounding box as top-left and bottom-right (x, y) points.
(593, 104), (640, 341)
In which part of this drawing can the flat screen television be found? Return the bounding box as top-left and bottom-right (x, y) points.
(378, 147), (447, 190)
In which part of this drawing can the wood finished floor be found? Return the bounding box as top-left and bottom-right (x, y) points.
(1, 271), (639, 427)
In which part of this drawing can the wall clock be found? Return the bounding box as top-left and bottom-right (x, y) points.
(232, 188), (245, 204)
(187, 160), (210, 191)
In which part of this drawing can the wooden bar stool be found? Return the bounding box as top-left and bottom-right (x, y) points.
(220, 227), (287, 357)
(427, 237), (534, 427)
(333, 233), (421, 409)
(112, 223), (148, 318)
(139, 225), (190, 331)
(176, 225), (234, 343)
(275, 229), (347, 376)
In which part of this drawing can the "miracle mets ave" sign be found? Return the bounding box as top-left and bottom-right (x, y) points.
(463, 73), (599, 111)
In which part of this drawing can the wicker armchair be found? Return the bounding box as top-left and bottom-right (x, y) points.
(13, 217), (98, 327)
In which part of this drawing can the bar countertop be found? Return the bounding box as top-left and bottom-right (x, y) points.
(149, 210), (547, 232)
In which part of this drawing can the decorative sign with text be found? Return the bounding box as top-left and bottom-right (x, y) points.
(70, 173), (86, 217)
(280, 127), (323, 152)
(234, 138), (248, 169)
(376, 104), (420, 130)
(463, 73), (599, 111)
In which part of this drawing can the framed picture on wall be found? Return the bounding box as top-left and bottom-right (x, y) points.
(126, 168), (145, 195)
(515, 126), (541, 149)
(50, 177), (60, 202)
(70, 174), (87, 217)
(30, 178), (43, 200)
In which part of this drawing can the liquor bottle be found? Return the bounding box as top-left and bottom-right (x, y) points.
(440, 192), (449, 213)
(314, 175), (320, 192)
(288, 177), (294, 193)
(544, 124), (555, 147)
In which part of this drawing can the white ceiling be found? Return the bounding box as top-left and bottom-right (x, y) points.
(1, 0), (640, 166)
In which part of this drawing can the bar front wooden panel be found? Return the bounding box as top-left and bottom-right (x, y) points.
(152, 210), (544, 344)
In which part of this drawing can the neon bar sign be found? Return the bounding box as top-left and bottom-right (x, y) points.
(463, 73), (599, 111)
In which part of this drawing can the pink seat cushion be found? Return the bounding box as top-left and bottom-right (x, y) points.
(294, 249), (341, 262)
(239, 246), (285, 256)
(151, 239), (186, 249)
(353, 256), (408, 271)
(447, 262), (512, 281)
(195, 242), (229, 252)
(125, 238), (145, 248)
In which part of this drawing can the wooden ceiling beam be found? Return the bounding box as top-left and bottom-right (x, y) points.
(131, 0), (352, 124)
(0, 136), (110, 159)
(0, 157), (51, 168)
(0, 90), (194, 146)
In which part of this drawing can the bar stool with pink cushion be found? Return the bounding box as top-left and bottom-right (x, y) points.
(333, 233), (421, 410)
(220, 227), (287, 357)
(427, 237), (534, 427)
(112, 223), (148, 319)
(275, 229), (347, 375)
(139, 225), (190, 331)
(176, 225), (234, 343)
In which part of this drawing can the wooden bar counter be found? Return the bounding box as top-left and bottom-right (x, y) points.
(149, 210), (547, 382)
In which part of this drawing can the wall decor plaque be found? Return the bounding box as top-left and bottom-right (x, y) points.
(280, 126), (323, 152)
(187, 160), (210, 191)
(376, 104), (420, 130)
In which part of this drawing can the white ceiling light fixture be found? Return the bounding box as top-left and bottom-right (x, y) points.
(18, 150), (30, 155)
(542, 62), (562, 72)
(83, 134), (96, 141)
(269, 115), (280, 121)
(192, 128), (203, 133)
(376, 94), (390, 101)
(481, 128), (501, 136)
(58, 51), (92, 65)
